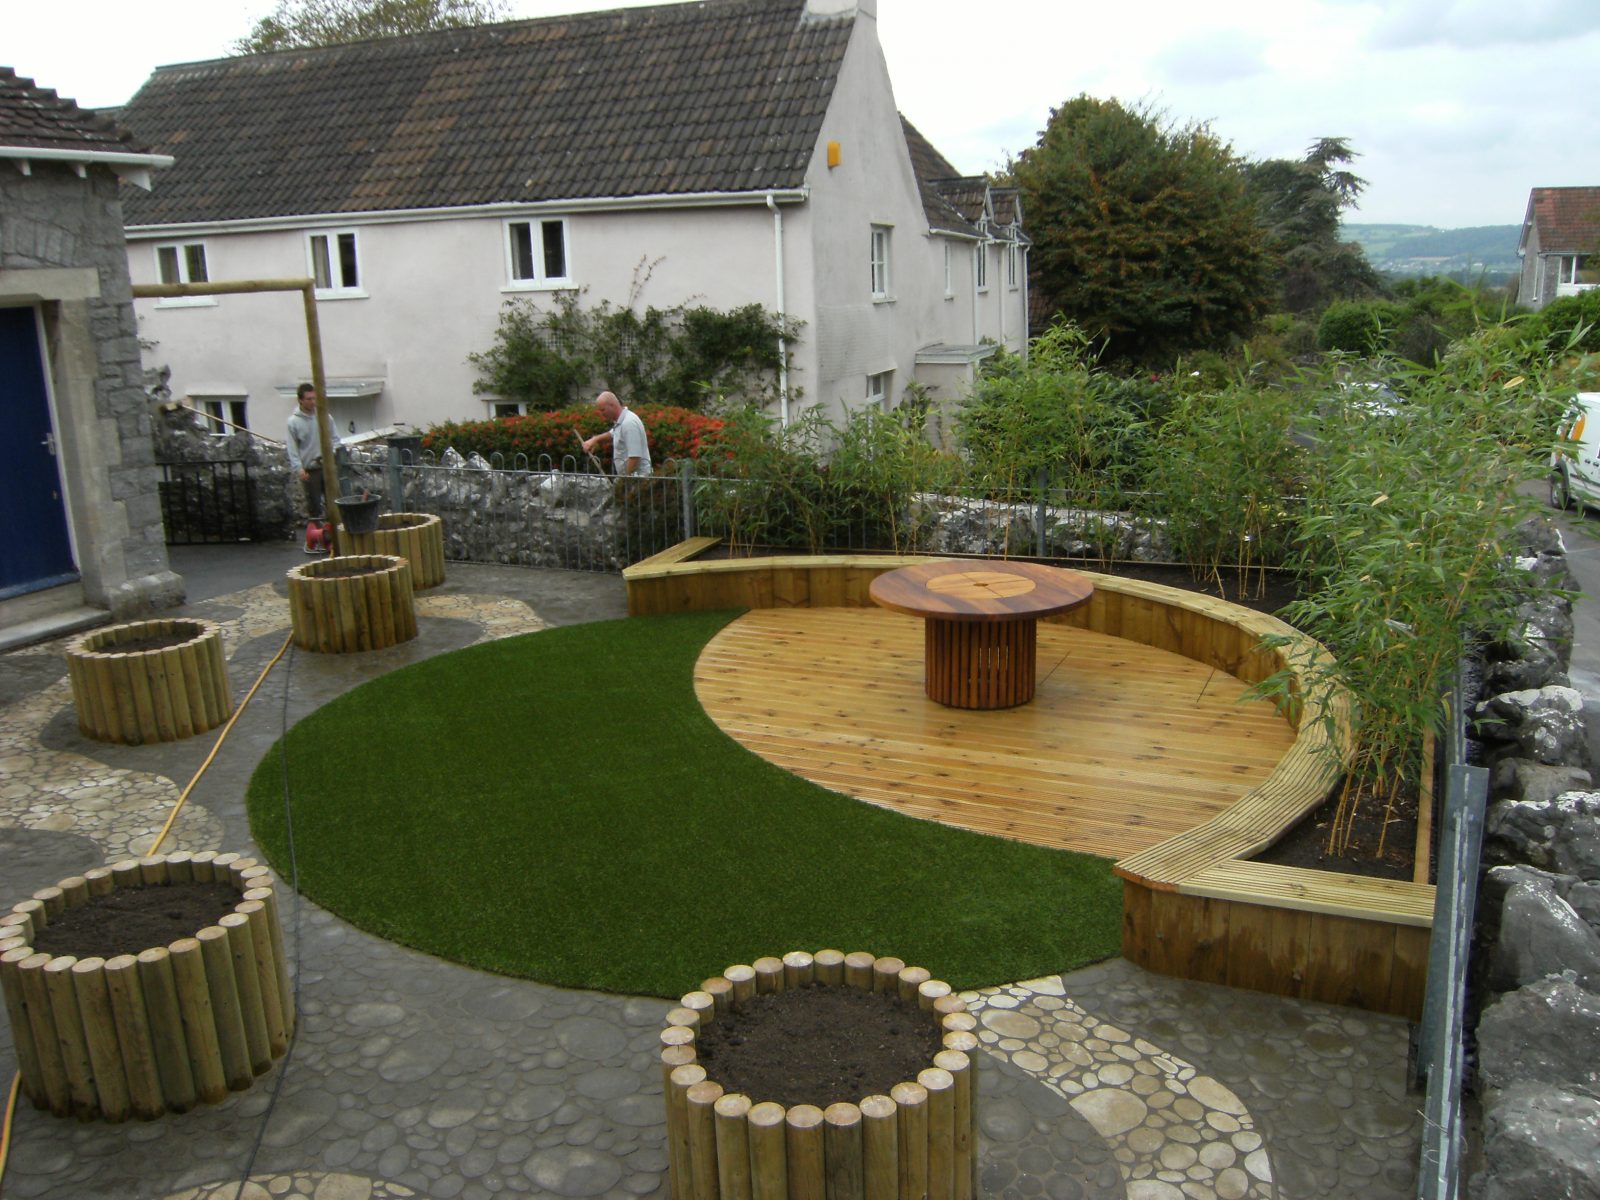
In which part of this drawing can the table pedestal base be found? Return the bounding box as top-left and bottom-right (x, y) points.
(925, 617), (1036, 709)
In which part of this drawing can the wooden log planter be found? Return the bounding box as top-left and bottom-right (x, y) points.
(662, 950), (976, 1200)
(341, 511), (447, 590)
(287, 553), (417, 653)
(65, 618), (233, 745)
(0, 852), (294, 1121)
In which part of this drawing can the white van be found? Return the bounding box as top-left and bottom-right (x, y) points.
(1551, 392), (1600, 512)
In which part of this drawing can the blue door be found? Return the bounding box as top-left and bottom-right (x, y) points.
(0, 306), (78, 597)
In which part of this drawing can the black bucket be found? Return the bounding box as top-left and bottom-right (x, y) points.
(335, 494), (384, 535)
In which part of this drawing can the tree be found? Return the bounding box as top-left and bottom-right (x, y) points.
(1011, 96), (1272, 366)
(1243, 138), (1382, 314)
(235, 0), (509, 53)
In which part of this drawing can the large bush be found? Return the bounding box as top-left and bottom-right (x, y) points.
(420, 404), (723, 468)
(1316, 300), (1399, 354)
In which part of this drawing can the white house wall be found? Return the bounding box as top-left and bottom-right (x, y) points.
(129, 201), (794, 436)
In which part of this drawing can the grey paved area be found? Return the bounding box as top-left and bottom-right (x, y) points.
(0, 543), (1425, 1199)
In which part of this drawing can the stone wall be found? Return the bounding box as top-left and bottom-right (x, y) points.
(1467, 517), (1600, 1198)
(0, 163), (180, 616)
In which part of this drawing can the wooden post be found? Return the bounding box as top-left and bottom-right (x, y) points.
(896, 967), (931, 1004)
(871, 958), (905, 995)
(702, 975), (733, 1014)
(189, 851), (218, 883)
(749, 1101), (789, 1200)
(669, 1063), (707, 1199)
(33, 886), (65, 919)
(919, 1068), (955, 1200)
(59, 876), (90, 907)
(785, 1105), (826, 1200)
(103, 954), (164, 1120)
(42, 956), (99, 1119)
(714, 1093), (755, 1200)
(686, 1079), (726, 1200)
(139, 856), (169, 887)
(661, 1046), (697, 1194)
(940, 1013), (976, 1036)
(111, 860), (143, 890)
(69, 958), (131, 1122)
(889, 1082), (928, 1200)
(813, 949), (845, 986)
(168, 936), (228, 1104)
(917, 980), (951, 1012)
(83, 867), (114, 898)
(661, 1025), (697, 1050)
(18, 951), (70, 1115)
(196, 926), (253, 1091)
(824, 1103), (866, 1200)
(843, 952), (875, 990)
(220, 913), (273, 1074)
(681, 990), (716, 1029)
(782, 951), (815, 990)
(754, 957), (785, 994)
(726, 964), (757, 1006)
(934, 1051), (972, 1200)
(11, 899), (46, 938)
(1, 948), (46, 1107)
(165, 852), (194, 884)
(859, 1095), (899, 1200)
(137, 947), (198, 1112)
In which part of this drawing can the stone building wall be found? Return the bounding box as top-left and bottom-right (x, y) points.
(0, 162), (180, 616)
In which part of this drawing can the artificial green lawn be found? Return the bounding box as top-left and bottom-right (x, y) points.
(247, 610), (1123, 997)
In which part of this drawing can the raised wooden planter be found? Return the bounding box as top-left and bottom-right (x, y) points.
(661, 950), (976, 1200)
(287, 553), (417, 653)
(624, 545), (1434, 1019)
(65, 618), (232, 744)
(0, 852), (294, 1121)
(341, 511), (446, 590)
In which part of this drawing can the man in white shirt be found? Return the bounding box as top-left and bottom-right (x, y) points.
(580, 390), (652, 477)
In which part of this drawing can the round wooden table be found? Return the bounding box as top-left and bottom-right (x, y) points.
(869, 560), (1095, 709)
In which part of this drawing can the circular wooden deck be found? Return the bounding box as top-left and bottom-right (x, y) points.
(695, 607), (1297, 860)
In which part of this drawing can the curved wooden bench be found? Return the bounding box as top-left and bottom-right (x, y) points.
(625, 545), (1433, 1018)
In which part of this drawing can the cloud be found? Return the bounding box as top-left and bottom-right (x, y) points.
(1149, 29), (1269, 86)
(1365, 0), (1600, 50)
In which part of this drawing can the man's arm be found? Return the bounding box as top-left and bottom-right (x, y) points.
(621, 456), (641, 476)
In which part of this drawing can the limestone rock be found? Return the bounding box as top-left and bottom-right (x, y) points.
(1488, 760), (1593, 809)
(1469, 1084), (1600, 1200)
(1478, 866), (1600, 992)
(1475, 687), (1589, 766)
(1483, 792), (1600, 879)
(1476, 975), (1600, 1098)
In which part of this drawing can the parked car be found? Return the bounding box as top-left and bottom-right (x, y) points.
(1549, 392), (1600, 512)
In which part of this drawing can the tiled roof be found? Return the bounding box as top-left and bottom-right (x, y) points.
(0, 67), (149, 155)
(934, 179), (988, 226)
(898, 114), (976, 237)
(119, 0), (853, 225)
(1526, 187), (1600, 252)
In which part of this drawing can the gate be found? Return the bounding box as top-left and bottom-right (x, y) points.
(157, 460), (263, 544)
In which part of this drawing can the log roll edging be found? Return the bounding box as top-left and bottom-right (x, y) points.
(65, 619), (233, 745)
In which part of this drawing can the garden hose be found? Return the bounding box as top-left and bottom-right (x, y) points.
(0, 629), (295, 1196)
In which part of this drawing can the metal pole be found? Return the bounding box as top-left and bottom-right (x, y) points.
(680, 458), (696, 540)
(1035, 467), (1047, 559)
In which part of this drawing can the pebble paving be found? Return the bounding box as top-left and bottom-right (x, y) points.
(0, 553), (1423, 1199)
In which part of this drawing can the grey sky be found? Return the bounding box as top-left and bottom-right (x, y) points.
(7, 0), (1596, 227)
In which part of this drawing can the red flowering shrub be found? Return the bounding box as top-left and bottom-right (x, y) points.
(420, 405), (725, 469)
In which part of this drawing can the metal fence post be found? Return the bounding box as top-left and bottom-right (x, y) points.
(1036, 468), (1048, 558)
(680, 458), (697, 540)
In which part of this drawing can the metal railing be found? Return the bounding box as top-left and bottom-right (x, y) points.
(1412, 664), (1489, 1200)
(157, 459), (263, 544)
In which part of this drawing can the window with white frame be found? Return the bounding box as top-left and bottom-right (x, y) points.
(198, 397), (248, 436)
(1007, 243), (1020, 289)
(867, 370), (893, 410)
(943, 243), (954, 298)
(489, 400), (528, 418)
(154, 241), (215, 306)
(870, 225), (891, 299)
(507, 218), (571, 287)
(309, 230), (363, 297)
(1562, 255), (1597, 284)
(975, 242), (989, 292)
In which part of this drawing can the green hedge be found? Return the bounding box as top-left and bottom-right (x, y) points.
(421, 404), (726, 467)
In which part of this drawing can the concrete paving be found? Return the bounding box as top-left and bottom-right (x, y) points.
(0, 542), (1435, 1200)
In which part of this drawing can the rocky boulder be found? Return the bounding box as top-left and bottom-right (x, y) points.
(1470, 1083), (1600, 1200)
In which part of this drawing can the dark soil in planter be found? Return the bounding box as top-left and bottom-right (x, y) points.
(30, 883), (242, 959)
(92, 632), (194, 654)
(695, 984), (943, 1108)
(1254, 780), (1425, 883)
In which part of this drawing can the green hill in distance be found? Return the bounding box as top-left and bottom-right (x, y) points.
(1341, 223), (1522, 279)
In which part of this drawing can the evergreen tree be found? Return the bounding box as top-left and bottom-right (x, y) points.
(1011, 96), (1272, 366)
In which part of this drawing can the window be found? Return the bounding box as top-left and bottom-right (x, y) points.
(943, 243), (954, 298)
(198, 398), (248, 436)
(1007, 244), (1020, 289)
(153, 241), (215, 306)
(870, 225), (891, 299)
(507, 218), (571, 287)
(867, 370), (893, 411)
(975, 242), (988, 292)
(489, 400), (528, 418)
(1562, 255), (1597, 285)
(309, 230), (363, 297)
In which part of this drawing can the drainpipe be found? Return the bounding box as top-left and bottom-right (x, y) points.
(767, 192), (790, 427)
